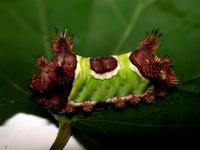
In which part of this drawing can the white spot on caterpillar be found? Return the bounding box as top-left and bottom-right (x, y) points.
(128, 52), (146, 79)
(129, 63), (144, 78)
(105, 97), (118, 102)
(128, 53), (143, 79)
(67, 101), (82, 106)
(106, 95), (133, 102)
(90, 62), (120, 80)
(74, 55), (81, 79)
(68, 101), (96, 106)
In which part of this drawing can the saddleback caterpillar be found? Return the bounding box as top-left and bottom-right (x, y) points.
(30, 29), (177, 114)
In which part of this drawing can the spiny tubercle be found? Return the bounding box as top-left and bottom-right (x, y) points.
(30, 29), (76, 112)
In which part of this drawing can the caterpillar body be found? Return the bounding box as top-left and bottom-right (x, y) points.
(30, 29), (177, 113)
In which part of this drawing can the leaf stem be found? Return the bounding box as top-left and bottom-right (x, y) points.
(50, 122), (71, 150)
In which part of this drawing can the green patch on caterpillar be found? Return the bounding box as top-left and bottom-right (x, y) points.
(30, 28), (178, 114)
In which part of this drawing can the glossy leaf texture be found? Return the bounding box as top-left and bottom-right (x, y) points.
(0, 0), (200, 149)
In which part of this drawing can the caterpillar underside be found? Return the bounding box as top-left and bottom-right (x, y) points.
(30, 29), (177, 114)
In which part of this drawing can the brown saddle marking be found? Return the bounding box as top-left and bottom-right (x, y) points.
(90, 56), (117, 74)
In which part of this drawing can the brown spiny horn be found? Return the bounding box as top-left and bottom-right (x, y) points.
(51, 28), (73, 55)
(130, 29), (177, 89)
(138, 28), (162, 52)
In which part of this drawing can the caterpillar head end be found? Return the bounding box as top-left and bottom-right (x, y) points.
(30, 29), (76, 111)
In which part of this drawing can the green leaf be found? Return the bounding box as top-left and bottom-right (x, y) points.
(0, 0), (200, 149)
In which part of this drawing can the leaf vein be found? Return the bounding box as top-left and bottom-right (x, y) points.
(0, 72), (28, 96)
(37, 0), (51, 59)
(114, 1), (145, 52)
(109, 0), (128, 26)
(179, 74), (200, 85)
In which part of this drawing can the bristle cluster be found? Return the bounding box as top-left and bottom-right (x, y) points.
(51, 28), (73, 55)
(82, 102), (94, 112)
(142, 92), (155, 103)
(65, 103), (75, 113)
(114, 99), (126, 108)
(127, 96), (141, 105)
(139, 29), (162, 52)
(30, 29), (76, 111)
(159, 58), (178, 87)
(130, 29), (178, 92)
